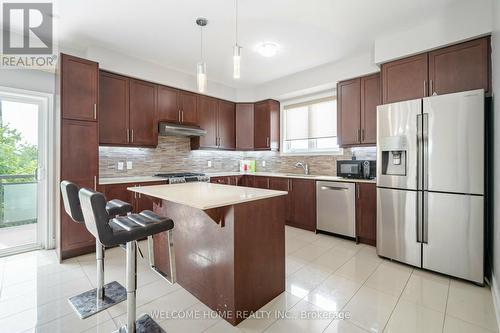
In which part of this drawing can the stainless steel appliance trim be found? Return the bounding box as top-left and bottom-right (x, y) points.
(417, 114), (423, 191)
(316, 181), (356, 237)
(320, 185), (349, 191)
(422, 113), (429, 191)
(416, 190), (423, 243)
(423, 190), (428, 244)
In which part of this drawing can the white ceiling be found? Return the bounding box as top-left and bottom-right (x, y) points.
(57, 0), (461, 89)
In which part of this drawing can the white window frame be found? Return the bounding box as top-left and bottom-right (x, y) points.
(280, 91), (343, 156)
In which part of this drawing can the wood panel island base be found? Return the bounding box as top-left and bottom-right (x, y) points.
(129, 183), (287, 325)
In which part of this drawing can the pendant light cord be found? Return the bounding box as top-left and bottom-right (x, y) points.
(200, 25), (203, 61)
(235, 0), (238, 45)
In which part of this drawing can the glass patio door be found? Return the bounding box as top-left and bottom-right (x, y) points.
(0, 91), (47, 255)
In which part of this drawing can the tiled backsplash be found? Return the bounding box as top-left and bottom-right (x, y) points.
(99, 136), (376, 178)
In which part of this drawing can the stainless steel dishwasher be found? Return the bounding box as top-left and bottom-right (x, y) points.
(316, 181), (356, 237)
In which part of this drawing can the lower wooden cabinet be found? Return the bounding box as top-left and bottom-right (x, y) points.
(287, 179), (316, 232)
(101, 181), (167, 213)
(355, 183), (377, 246)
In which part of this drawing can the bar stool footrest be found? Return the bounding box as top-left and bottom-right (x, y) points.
(115, 314), (166, 333)
(68, 281), (127, 319)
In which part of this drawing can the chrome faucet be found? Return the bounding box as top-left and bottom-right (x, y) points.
(295, 161), (309, 175)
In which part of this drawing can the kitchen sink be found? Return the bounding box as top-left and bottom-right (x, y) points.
(284, 173), (317, 178)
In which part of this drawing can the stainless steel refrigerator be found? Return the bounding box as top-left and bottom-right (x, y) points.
(376, 89), (485, 284)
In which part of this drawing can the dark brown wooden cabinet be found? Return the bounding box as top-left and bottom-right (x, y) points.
(337, 73), (380, 147)
(179, 91), (198, 125)
(235, 103), (254, 150)
(157, 87), (199, 126)
(192, 97), (235, 150)
(99, 73), (157, 147)
(157, 85), (180, 123)
(217, 100), (236, 150)
(129, 79), (158, 147)
(59, 119), (99, 259)
(337, 78), (361, 146)
(102, 181), (167, 213)
(268, 177), (292, 222)
(99, 71), (129, 145)
(254, 100), (280, 151)
(356, 183), (377, 246)
(287, 179), (316, 231)
(381, 36), (491, 104)
(253, 176), (270, 189)
(360, 74), (380, 144)
(61, 54), (98, 122)
(428, 37), (490, 96)
(381, 53), (428, 104)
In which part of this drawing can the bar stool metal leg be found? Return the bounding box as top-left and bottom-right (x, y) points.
(147, 231), (176, 284)
(68, 242), (127, 319)
(117, 241), (165, 333)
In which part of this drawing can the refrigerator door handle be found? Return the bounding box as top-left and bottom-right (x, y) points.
(417, 191), (423, 243)
(423, 191), (429, 244)
(416, 114), (423, 191)
(422, 113), (429, 191)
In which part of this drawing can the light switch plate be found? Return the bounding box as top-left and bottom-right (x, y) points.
(117, 162), (124, 170)
(207, 161), (212, 168)
(262, 160), (266, 167)
(126, 161), (133, 170)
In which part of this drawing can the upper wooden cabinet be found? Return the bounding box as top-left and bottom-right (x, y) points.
(99, 72), (157, 147)
(381, 36), (491, 104)
(157, 86), (199, 126)
(337, 78), (361, 146)
(192, 96), (235, 150)
(381, 53), (428, 104)
(356, 183), (377, 246)
(254, 100), (280, 151)
(129, 79), (158, 146)
(196, 95), (219, 149)
(179, 91), (198, 125)
(61, 54), (98, 121)
(360, 73), (380, 145)
(157, 86), (180, 123)
(99, 71), (129, 145)
(217, 100), (236, 149)
(428, 37), (490, 96)
(235, 103), (254, 150)
(337, 73), (380, 147)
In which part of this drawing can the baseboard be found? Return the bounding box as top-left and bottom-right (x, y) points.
(491, 274), (500, 330)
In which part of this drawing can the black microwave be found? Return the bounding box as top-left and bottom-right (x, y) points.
(337, 160), (376, 179)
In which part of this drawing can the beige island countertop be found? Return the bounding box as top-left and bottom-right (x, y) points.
(128, 182), (287, 210)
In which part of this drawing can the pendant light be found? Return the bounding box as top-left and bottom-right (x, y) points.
(196, 17), (208, 93)
(233, 0), (241, 79)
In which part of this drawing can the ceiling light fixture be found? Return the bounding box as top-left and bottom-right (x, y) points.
(257, 42), (279, 58)
(196, 17), (208, 93)
(233, 0), (241, 79)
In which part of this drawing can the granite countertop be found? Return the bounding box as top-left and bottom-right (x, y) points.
(128, 182), (288, 210)
(100, 172), (376, 185)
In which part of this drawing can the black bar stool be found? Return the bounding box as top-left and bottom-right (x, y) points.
(79, 187), (175, 333)
(60, 180), (132, 318)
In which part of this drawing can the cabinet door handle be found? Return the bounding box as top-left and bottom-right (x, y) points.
(430, 80), (434, 95)
(131, 129), (134, 143)
(287, 179), (291, 191)
(357, 129), (361, 142)
(289, 179), (293, 191)
(423, 80), (427, 95)
(357, 184), (360, 199)
(267, 178), (270, 189)
(126, 128), (130, 143)
(361, 129), (365, 142)
(178, 110), (181, 122)
(266, 137), (270, 147)
(181, 111), (184, 123)
(94, 175), (97, 190)
(93, 104), (97, 120)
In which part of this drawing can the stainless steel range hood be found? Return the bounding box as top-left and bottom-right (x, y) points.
(159, 122), (207, 137)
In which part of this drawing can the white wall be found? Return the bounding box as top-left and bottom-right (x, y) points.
(374, 0), (493, 64)
(85, 46), (237, 101)
(491, 0), (500, 324)
(247, 51), (379, 102)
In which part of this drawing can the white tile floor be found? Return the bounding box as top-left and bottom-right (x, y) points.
(0, 226), (497, 333)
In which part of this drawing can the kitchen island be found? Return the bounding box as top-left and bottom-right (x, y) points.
(128, 182), (288, 325)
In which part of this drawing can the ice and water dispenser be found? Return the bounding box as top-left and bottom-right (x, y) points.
(379, 136), (407, 176)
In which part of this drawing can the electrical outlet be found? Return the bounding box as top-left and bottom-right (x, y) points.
(207, 161), (212, 168)
(262, 160), (266, 167)
(117, 162), (124, 170)
(126, 161), (133, 170)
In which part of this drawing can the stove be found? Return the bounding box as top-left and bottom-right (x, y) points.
(154, 172), (210, 184)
